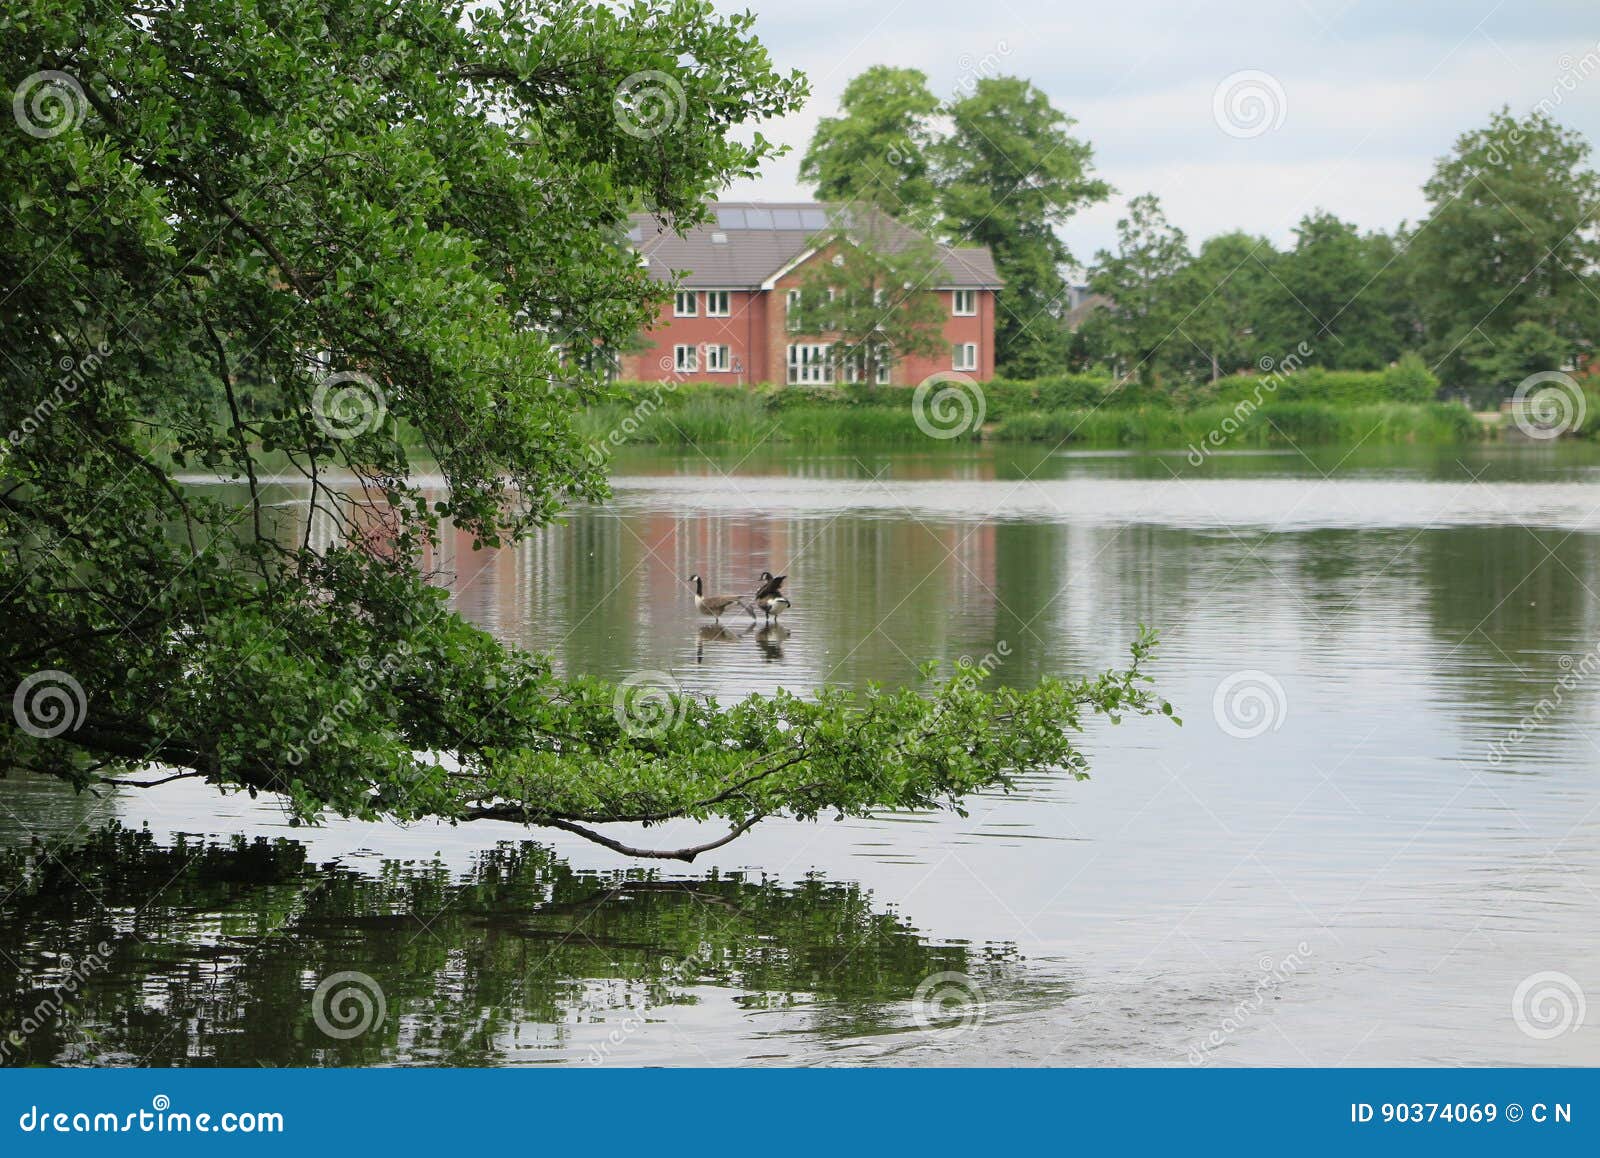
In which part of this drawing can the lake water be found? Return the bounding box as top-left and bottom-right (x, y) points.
(4, 442), (1599, 1066)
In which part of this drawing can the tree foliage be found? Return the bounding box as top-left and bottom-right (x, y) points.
(785, 210), (949, 383)
(1409, 108), (1600, 386)
(798, 65), (941, 228)
(799, 69), (1109, 377)
(0, 0), (1172, 860)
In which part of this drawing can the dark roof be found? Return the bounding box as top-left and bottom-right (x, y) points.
(628, 201), (1003, 290)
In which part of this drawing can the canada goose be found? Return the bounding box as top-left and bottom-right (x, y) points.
(755, 570), (791, 621)
(687, 574), (755, 622)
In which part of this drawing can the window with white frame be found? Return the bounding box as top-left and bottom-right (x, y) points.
(953, 342), (978, 372)
(785, 288), (802, 330)
(674, 344), (698, 373)
(841, 347), (893, 385)
(787, 343), (833, 385)
(953, 289), (977, 316)
(705, 344), (730, 372)
(705, 290), (731, 317)
(674, 290), (697, 317)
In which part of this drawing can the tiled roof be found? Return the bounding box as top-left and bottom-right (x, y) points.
(628, 202), (1003, 290)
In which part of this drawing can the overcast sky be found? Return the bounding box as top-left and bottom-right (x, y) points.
(721, 0), (1600, 267)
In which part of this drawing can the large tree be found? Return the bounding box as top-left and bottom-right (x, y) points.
(937, 77), (1110, 377)
(1, 0), (1170, 860)
(798, 65), (941, 228)
(1408, 108), (1600, 388)
(1088, 194), (1193, 385)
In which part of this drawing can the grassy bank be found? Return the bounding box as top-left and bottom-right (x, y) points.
(572, 379), (1487, 451)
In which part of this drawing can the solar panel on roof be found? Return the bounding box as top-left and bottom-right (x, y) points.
(800, 208), (829, 229)
(715, 207), (746, 229)
(770, 209), (803, 229)
(743, 208), (773, 229)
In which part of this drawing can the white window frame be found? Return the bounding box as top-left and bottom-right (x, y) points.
(841, 347), (893, 385)
(787, 343), (834, 385)
(705, 344), (730, 372)
(674, 344), (698, 373)
(953, 342), (978, 372)
(785, 288), (802, 331)
(704, 290), (731, 317)
(953, 289), (977, 316)
(674, 290), (698, 317)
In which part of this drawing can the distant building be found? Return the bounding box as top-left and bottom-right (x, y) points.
(621, 202), (1002, 385)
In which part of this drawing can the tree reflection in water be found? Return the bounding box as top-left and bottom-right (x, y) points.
(0, 826), (1020, 1066)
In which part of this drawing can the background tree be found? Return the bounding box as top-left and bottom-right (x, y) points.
(786, 212), (949, 383)
(1, 0), (1169, 861)
(1408, 108), (1600, 388)
(1257, 212), (1408, 370)
(1088, 195), (1192, 384)
(936, 77), (1111, 377)
(798, 66), (941, 227)
(1177, 231), (1278, 382)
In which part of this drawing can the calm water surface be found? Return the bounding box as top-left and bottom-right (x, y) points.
(4, 442), (1600, 1066)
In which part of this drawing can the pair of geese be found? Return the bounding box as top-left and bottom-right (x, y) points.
(687, 570), (790, 623)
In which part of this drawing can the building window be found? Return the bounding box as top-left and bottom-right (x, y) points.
(953, 289), (977, 316)
(705, 290), (731, 317)
(953, 342), (978, 372)
(841, 348), (893, 385)
(705, 344), (730, 372)
(785, 288), (802, 331)
(674, 344), (698, 373)
(787, 343), (834, 385)
(674, 290), (697, 317)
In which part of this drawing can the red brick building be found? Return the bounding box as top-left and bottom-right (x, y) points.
(620, 202), (1002, 386)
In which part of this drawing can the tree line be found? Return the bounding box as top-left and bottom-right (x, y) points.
(804, 70), (1600, 397)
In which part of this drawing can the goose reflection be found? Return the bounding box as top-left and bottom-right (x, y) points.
(696, 621), (750, 663)
(755, 622), (790, 661)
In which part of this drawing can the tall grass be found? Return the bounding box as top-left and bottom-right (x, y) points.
(570, 380), (1485, 450)
(993, 402), (1482, 448)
